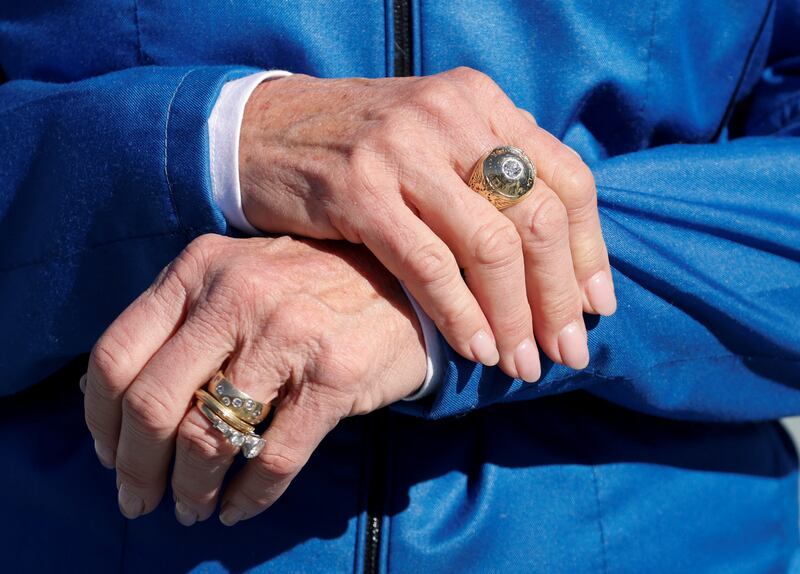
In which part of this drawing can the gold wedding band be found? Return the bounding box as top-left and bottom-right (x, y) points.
(207, 371), (269, 425)
(193, 371), (271, 459)
(468, 146), (536, 210)
(194, 389), (255, 434)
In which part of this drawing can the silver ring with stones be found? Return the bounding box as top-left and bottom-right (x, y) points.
(207, 371), (269, 425)
(467, 146), (536, 210)
(196, 401), (266, 459)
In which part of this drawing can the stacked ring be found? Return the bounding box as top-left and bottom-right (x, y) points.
(193, 375), (268, 460)
(207, 371), (269, 425)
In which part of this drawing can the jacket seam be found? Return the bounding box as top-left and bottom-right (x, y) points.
(640, 0), (659, 130)
(589, 465), (610, 574)
(712, 0), (776, 140)
(163, 68), (199, 241)
(132, 0), (145, 66)
(764, 423), (799, 554)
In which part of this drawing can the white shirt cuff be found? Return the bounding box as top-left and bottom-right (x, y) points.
(208, 70), (292, 235)
(400, 285), (446, 401)
(207, 70), (445, 401)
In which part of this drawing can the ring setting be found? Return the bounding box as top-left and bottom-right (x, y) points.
(208, 371), (268, 425)
(468, 145), (536, 210)
(193, 372), (270, 459)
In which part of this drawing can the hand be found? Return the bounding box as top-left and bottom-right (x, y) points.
(83, 234), (427, 526)
(240, 67), (616, 380)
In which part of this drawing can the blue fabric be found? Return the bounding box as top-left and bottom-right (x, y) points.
(1, 0), (799, 572)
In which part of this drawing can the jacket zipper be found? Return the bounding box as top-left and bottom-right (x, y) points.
(363, 3), (411, 573)
(393, 0), (413, 77)
(363, 410), (389, 574)
(364, 0), (412, 574)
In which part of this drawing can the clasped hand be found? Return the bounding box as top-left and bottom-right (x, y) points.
(83, 67), (615, 526)
(84, 236), (426, 526)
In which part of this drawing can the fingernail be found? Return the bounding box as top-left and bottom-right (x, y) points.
(175, 501), (198, 527)
(585, 271), (617, 316)
(79, 373), (87, 394)
(219, 504), (245, 527)
(558, 321), (590, 370)
(117, 483), (144, 519)
(513, 338), (541, 383)
(469, 330), (500, 366)
(94, 440), (116, 469)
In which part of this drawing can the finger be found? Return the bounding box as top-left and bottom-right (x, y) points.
(114, 309), (234, 519)
(358, 202), (501, 368)
(171, 350), (281, 526)
(412, 168), (540, 382)
(504, 181), (589, 369)
(171, 408), (239, 526)
(84, 263), (190, 469)
(443, 67), (614, 315)
(509, 118), (616, 316)
(218, 394), (337, 527)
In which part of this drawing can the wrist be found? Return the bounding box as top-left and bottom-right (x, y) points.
(208, 70), (292, 235)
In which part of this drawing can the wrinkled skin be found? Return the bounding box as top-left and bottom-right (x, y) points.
(83, 235), (427, 526)
(239, 67), (617, 380)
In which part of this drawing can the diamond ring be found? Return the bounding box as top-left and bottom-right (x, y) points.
(207, 371), (269, 425)
(195, 401), (265, 459)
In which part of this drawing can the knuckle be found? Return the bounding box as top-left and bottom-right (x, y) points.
(449, 66), (492, 87)
(435, 298), (475, 335)
(314, 340), (370, 390)
(83, 405), (114, 442)
(347, 146), (391, 197)
(541, 294), (582, 326)
(121, 383), (174, 435)
(404, 242), (457, 287)
(573, 239), (608, 274)
(255, 450), (303, 482)
(555, 162), (596, 203)
(412, 77), (462, 117)
(471, 219), (522, 268)
(89, 335), (132, 399)
(527, 194), (569, 247)
(176, 418), (231, 469)
(114, 459), (152, 491)
(186, 233), (226, 257)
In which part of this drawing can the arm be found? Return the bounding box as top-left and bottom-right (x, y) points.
(401, 12), (800, 421)
(401, 137), (800, 422)
(0, 65), (260, 395)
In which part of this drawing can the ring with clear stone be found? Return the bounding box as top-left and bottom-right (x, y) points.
(467, 145), (536, 210)
(207, 371), (269, 425)
(194, 389), (255, 434)
(195, 401), (266, 459)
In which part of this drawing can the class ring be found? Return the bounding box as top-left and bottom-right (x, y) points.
(467, 146), (536, 210)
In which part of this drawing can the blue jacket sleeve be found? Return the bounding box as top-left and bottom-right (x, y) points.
(401, 18), (800, 422)
(0, 65), (258, 396)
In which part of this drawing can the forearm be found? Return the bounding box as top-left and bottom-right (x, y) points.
(399, 137), (800, 421)
(0, 65), (258, 394)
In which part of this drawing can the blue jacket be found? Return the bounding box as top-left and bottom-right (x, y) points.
(1, 1), (799, 572)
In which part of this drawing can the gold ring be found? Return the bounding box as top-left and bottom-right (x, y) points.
(207, 371), (269, 425)
(195, 401), (266, 459)
(194, 389), (255, 434)
(468, 146), (536, 210)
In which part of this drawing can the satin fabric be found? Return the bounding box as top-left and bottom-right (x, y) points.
(1, 0), (799, 571)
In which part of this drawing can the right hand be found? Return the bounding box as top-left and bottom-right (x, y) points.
(239, 67), (617, 381)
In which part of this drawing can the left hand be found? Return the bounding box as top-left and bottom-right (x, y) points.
(82, 234), (427, 526)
